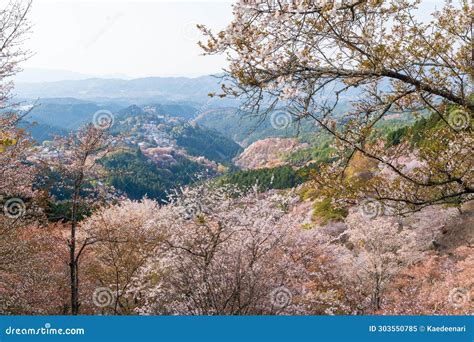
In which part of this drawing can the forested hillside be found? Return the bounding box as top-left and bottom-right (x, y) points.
(100, 148), (209, 201)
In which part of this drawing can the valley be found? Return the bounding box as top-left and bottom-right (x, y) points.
(3, 73), (473, 317)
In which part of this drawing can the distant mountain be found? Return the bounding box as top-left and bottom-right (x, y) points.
(17, 98), (204, 131)
(18, 121), (67, 143)
(21, 99), (122, 130)
(14, 75), (239, 105)
(13, 67), (130, 83)
(173, 122), (243, 164)
(144, 103), (200, 121)
(194, 107), (318, 146)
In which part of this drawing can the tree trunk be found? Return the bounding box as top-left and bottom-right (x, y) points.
(371, 277), (382, 313)
(69, 255), (79, 315)
(69, 184), (81, 315)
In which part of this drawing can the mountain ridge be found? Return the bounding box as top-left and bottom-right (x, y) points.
(14, 74), (238, 105)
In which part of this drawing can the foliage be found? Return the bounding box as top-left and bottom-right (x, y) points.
(100, 148), (209, 202)
(172, 123), (242, 164)
(45, 200), (93, 223)
(218, 165), (306, 192)
(283, 138), (336, 167)
(385, 126), (408, 148)
(312, 198), (347, 224)
(385, 112), (443, 148)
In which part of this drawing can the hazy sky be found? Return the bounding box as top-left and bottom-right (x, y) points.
(23, 0), (234, 78)
(22, 0), (443, 79)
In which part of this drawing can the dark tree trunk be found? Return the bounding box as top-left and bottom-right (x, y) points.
(69, 183), (81, 315)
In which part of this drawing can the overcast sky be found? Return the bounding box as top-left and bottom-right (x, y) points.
(21, 0), (443, 80)
(23, 0), (233, 79)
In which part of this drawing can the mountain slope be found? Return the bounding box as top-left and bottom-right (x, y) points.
(101, 148), (208, 202)
(113, 105), (242, 166)
(234, 138), (308, 170)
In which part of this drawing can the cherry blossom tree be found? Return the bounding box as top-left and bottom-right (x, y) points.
(0, 223), (70, 315)
(384, 246), (473, 315)
(339, 212), (423, 313)
(124, 184), (353, 315)
(0, 115), (39, 272)
(80, 198), (164, 314)
(200, 0), (473, 213)
(0, 0), (36, 239)
(131, 185), (289, 314)
(43, 124), (115, 315)
(0, 0), (32, 108)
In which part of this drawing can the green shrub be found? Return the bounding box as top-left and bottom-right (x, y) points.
(312, 198), (347, 224)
